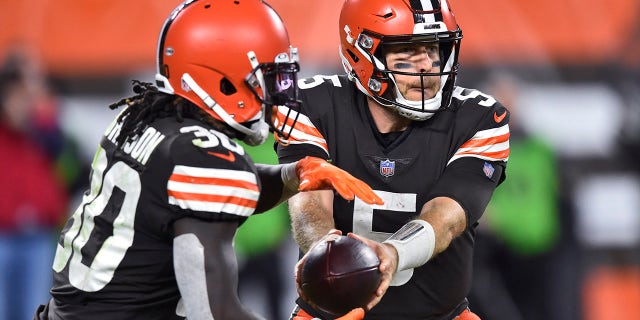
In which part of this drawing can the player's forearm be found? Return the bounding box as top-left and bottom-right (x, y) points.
(173, 219), (265, 320)
(289, 191), (335, 252)
(254, 163), (298, 213)
(418, 196), (466, 256)
(382, 196), (466, 277)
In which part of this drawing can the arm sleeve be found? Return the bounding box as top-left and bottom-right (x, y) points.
(254, 163), (285, 213)
(277, 142), (328, 164)
(434, 93), (510, 226)
(427, 157), (505, 226)
(173, 217), (262, 319)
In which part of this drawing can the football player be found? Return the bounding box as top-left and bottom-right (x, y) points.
(33, 1), (381, 319)
(278, 0), (510, 319)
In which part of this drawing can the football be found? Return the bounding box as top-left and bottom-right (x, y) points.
(298, 235), (382, 316)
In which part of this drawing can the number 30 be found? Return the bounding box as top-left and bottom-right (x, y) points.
(52, 147), (141, 292)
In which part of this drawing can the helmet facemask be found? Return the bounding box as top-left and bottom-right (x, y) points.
(358, 30), (461, 121)
(338, 0), (463, 121)
(245, 51), (302, 143)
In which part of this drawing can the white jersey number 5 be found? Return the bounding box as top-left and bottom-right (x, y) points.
(352, 190), (417, 242)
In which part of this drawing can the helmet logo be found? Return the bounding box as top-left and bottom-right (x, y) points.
(414, 22), (447, 34)
(181, 77), (190, 92)
(278, 78), (293, 91)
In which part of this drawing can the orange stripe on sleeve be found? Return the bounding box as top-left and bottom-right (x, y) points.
(167, 190), (258, 209)
(455, 149), (510, 160)
(459, 132), (510, 149)
(169, 173), (259, 192)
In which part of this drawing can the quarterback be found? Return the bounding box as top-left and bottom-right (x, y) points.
(279, 0), (510, 319)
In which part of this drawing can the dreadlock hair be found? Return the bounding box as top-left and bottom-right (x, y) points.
(108, 80), (236, 147)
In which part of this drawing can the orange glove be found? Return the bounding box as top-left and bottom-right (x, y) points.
(296, 156), (383, 205)
(336, 308), (365, 320)
(292, 306), (364, 320)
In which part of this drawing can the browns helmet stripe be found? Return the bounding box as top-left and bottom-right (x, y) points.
(409, 0), (445, 23)
(156, 0), (198, 79)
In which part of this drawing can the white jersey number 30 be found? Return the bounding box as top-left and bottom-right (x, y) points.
(52, 146), (141, 292)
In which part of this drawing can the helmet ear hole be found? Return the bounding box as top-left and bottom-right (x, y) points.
(346, 49), (359, 63)
(220, 78), (237, 95)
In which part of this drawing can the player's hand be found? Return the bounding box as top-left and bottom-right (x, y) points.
(335, 308), (365, 320)
(295, 157), (383, 205)
(347, 232), (397, 311)
(294, 229), (343, 303)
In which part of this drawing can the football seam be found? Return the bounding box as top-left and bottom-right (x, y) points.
(326, 266), (379, 277)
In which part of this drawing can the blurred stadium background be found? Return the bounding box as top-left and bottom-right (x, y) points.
(1, 0), (639, 319)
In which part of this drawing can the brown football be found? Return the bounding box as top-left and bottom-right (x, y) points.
(298, 235), (382, 316)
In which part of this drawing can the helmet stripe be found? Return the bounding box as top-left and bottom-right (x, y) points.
(409, 0), (442, 11)
(409, 0), (426, 10)
(410, 0), (445, 24)
(156, 0), (199, 76)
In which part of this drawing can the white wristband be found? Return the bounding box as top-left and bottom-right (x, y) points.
(281, 162), (299, 191)
(383, 219), (435, 272)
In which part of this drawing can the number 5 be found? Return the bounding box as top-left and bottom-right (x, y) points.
(352, 190), (417, 242)
(353, 190), (418, 286)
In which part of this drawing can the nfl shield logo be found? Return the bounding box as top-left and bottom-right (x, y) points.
(483, 162), (495, 178)
(380, 159), (395, 177)
(181, 78), (191, 92)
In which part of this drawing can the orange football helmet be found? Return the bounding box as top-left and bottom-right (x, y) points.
(339, 0), (462, 121)
(155, 0), (300, 145)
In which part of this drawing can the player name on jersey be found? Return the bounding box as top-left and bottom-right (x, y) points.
(105, 122), (166, 165)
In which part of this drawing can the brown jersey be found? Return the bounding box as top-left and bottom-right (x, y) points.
(46, 116), (258, 320)
(277, 75), (510, 319)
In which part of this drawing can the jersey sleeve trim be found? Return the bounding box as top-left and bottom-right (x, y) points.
(448, 124), (510, 164)
(275, 105), (329, 157)
(167, 165), (259, 217)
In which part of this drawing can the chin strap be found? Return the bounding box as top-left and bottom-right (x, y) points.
(243, 120), (269, 146)
(392, 84), (442, 121)
(180, 72), (268, 146)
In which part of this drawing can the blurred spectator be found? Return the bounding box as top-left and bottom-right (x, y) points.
(2, 44), (88, 195)
(469, 71), (579, 320)
(0, 47), (69, 320)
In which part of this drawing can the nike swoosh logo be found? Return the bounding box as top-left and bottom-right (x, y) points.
(207, 151), (236, 162)
(494, 111), (507, 123)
